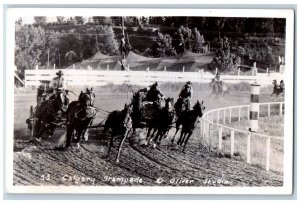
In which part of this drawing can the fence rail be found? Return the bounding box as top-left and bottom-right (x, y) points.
(24, 69), (283, 87)
(200, 101), (284, 171)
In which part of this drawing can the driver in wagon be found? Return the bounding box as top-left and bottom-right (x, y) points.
(49, 70), (67, 93)
(48, 70), (68, 119)
(140, 82), (165, 107)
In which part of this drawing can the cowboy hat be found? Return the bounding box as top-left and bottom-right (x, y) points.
(56, 70), (64, 76)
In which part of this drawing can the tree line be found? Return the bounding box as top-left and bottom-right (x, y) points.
(15, 16), (286, 78)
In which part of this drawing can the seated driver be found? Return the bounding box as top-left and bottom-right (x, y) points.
(139, 82), (165, 106)
(49, 70), (67, 96)
(48, 70), (67, 119)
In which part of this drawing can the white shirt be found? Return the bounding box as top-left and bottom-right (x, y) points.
(49, 76), (66, 90)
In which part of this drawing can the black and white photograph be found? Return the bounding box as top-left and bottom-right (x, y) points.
(5, 8), (294, 194)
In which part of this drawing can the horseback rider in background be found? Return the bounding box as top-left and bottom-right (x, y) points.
(215, 72), (222, 89)
(139, 82), (165, 107)
(179, 81), (193, 110)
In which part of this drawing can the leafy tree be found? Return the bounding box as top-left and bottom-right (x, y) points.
(42, 30), (61, 67)
(192, 28), (205, 53)
(56, 16), (65, 24)
(75, 16), (84, 25)
(82, 25), (119, 56)
(177, 25), (193, 53)
(152, 32), (176, 57)
(15, 24), (46, 74)
(34, 16), (47, 27)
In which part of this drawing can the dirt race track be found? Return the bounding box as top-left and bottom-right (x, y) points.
(13, 85), (284, 187)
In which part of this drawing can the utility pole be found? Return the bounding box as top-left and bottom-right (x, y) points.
(95, 34), (99, 51)
(121, 16), (125, 36)
(47, 49), (50, 68)
(121, 16), (125, 58)
(58, 48), (61, 68)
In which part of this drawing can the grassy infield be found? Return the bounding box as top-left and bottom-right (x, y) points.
(16, 82), (283, 173)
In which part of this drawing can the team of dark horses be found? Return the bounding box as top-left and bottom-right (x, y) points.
(30, 78), (283, 163)
(31, 86), (205, 163)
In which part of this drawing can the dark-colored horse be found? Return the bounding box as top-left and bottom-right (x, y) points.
(174, 98), (189, 118)
(271, 80), (285, 98)
(146, 97), (175, 147)
(130, 91), (145, 130)
(171, 100), (205, 153)
(65, 89), (96, 148)
(210, 79), (227, 97)
(32, 89), (69, 140)
(103, 104), (132, 163)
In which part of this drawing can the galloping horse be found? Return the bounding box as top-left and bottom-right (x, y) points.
(171, 100), (205, 153)
(271, 80), (285, 98)
(130, 91), (145, 130)
(65, 88), (96, 148)
(103, 103), (132, 163)
(32, 89), (69, 140)
(146, 97), (175, 147)
(174, 98), (189, 118)
(210, 79), (227, 97)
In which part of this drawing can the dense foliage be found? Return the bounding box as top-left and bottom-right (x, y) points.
(15, 16), (286, 77)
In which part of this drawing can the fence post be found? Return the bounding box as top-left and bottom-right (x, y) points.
(223, 109), (226, 125)
(107, 64), (109, 71)
(53, 64), (56, 69)
(218, 127), (223, 150)
(238, 107), (241, 122)
(249, 82), (260, 132)
(183, 66), (185, 72)
(238, 68), (240, 78)
(266, 137), (271, 171)
(247, 106), (250, 120)
(279, 103), (283, 116)
(205, 123), (210, 145)
(247, 133), (251, 163)
(164, 66), (166, 72)
(268, 103), (271, 118)
(201, 119), (204, 138)
(215, 68), (218, 74)
(230, 130), (235, 157)
(146, 67), (149, 72)
(201, 69), (204, 80)
(217, 110), (220, 124)
(73, 64), (75, 69)
(203, 121), (207, 143)
(229, 108), (232, 124)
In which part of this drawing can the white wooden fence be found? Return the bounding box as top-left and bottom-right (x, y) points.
(24, 69), (283, 87)
(200, 102), (284, 171)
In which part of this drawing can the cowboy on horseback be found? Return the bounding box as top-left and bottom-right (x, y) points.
(215, 72), (222, 90)
(179, 81), (193, 110)
(139, 82), (165, 107)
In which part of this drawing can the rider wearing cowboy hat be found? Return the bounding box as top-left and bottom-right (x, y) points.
(140, 82), (165, 106)
(179, 81), (193, 110)
(49, 70), (66, 92)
